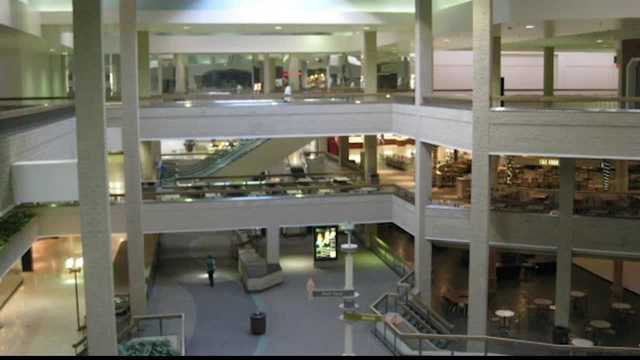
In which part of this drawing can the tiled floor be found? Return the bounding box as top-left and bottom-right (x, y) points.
(0, 236), (124, 356)
(148, 232), (399, 356)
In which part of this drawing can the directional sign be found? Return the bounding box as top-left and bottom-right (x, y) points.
(313, 289), (356, 298)
(343, 312), (385, 323)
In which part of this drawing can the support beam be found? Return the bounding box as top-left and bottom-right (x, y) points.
(555, 158), (575, 328)
(121, 0), (147, 318)
(137, 31), (150, 98)
(72, 0), (118, 355)
(612, 260), (625, 301)
(467, 0), (493, 348)
(414, 0), (433, 105)
(364, 135), (378, 184)
(362, 31), (378, 95)
(414, 142), (433, 306)
(543, 47), (555, 97)
(615, 160), (629, 193)
(266, 226), (280, 265)
(289, 55), (301, 91)
(339, 136), (350, 167)
(263, 55), (275, 94)
(491, 36), (501, 102)
(175, 54), (187, 94)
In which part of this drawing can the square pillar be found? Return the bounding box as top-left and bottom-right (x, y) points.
(137, 31), (150, 98)
(121, 0), (147, 317)
(415, 0), (433, 105)
(362, 31), (378, 94)
(364, 135), (378, 184)
(612, 260), (625, 301)
(491, 36), (502, 103)
(615, 160), (629, 193)
(414, 142), (433, 305)
(555, 158), (575, 328)
(263, 55), (275, 94)
(339, 136), (350, 167)
(289, 55), (301, 91)
(72, 0), (118, 355)
(467, 0), (493, 349)
(175, 54), (187, 94)
(266, 226), (280, 265)
(544, 47), (555, 97)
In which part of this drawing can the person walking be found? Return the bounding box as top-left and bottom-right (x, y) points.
(283, 81), (293, 103)
(206, 255), (216, 288)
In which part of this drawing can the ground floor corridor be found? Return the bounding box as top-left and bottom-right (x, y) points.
(147, 232), (399, 356)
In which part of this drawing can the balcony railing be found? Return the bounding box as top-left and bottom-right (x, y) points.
(492, 95), (640, 112)
(370, 293), (640, 356)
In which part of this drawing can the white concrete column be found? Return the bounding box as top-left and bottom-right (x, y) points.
(266, 226), (280, 265)
(555, 158), (575, 328)
(137, 31), (150, 98)
(326, 56), (332, 91)
(339, 136), (350, 167)
(289, 55), (301, 91)
(468, 0), (493, 346)
(72, 0), (118, 355)
(120, 0), (147, 318)
(317, 137), (328, 153)
(362, 31), (378, 94)
(612, 260), (625, 300)
(414, 0), (433, 105)
(491, 36), (502, 103)
(543, 47), (555, 97)
(415, 142), (433, 305)
(263, 55), (275, 94)
(364, 135), (378, 184)
(615, 160), (629, 193)
(156, 59), (163, 96)
(175, 54), (187, 94)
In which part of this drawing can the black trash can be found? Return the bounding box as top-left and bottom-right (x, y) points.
(552, 326), (569, 345)
(251, 312), (266, 335)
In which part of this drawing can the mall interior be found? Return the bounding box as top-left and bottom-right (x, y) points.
(1, 0), (640, 356)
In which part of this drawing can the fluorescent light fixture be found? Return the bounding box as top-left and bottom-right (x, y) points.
(363, 26), (371, 31)
(525, 25), (536, 30)
(49, 48), (55, 52)
(596, 39), (604, 44)
(275, 26), (283, 30)
(183, 26), (191, 30)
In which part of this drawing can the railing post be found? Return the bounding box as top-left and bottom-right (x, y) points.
(393, 332), (398, 355)
(159, 318), (164, 336)
(418, 338), (422, 356)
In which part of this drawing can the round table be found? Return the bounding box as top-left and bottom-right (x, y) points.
(589, 320), (612, 345)
(534, 298), (553, 307)
(571, 338), (594, 347)
(495, 310), (515, 329)
(612, 302), (632, 311)
(570, 291), (586, 299)
(590, 320), (612, 330)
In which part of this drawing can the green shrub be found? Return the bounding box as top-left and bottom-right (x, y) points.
(118, 338), (179, 356)
(0, 210), (34, 248)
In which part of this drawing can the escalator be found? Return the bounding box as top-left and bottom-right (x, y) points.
(161, 138), (311, 185)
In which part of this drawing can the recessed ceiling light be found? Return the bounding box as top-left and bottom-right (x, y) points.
(596, 39), (604, 43)
(49, 48), (55, 52)
(275, 26), (283, 30)
(183, 26), (191, 30)
(525, 25), (536, 30)
(363, 26), (371, 31)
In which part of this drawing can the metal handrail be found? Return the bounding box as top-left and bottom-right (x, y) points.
(370, 293), (640, 356)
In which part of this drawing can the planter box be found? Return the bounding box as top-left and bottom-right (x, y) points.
(0, 219), (38, 279)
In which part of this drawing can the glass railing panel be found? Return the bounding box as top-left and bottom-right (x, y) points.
(574, 191), (640, 219)
(491, 187), (559, 215)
